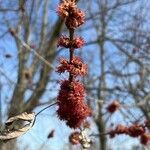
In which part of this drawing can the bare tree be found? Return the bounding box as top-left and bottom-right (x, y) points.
(0, 0), (150, 149)
(0, 0), (64, 149)
(83, 0), (150, 149)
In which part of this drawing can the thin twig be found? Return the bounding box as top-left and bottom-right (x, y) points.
(9, 29), (55, 69)
(90, 132), (110, 137)
(0, 68), (15, 84)
(35, 102), (57, 117)
(0, 8), (19, 12)
(69, 29), (75, 82)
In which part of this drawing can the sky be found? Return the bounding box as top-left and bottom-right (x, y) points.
(0, 0), (149, 150)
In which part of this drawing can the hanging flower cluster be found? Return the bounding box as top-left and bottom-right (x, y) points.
(109, 121), (150, 145)
(56, 0), (91, 129)
(105, 101), (150, 145)
(57, 0), (85, 29)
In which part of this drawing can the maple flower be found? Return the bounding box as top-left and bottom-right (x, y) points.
(109, 124), (128, 138)
(72, 37), (85, 48)
(57, 35), (70, 48)
(65, 9), (85, 29)
(58, 36), (85, 49)
(69, 131), (81, 145)
(56, 0), (91, 130)
(106, 101), (120, 114)
(57, 0), (85, 29)
(128, 124), (145, 137)
(57, 0), (76, 18)
(140, 133), (150, 145)
(57, 80), (91, 128)
(115, 124), (128, 134)
(57, 57), (87, 77)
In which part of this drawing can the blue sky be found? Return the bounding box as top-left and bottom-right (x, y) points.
(0, 0), (149, 149)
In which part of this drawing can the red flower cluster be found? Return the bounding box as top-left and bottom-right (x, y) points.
(58, 35), (84, 48)
(109, 124), (128, 138)
(109, 122), (150, 145)
(128, 124), (145, 137)
(57, 80), (91, 128)
(106, 100), (120, 114)
(57, 57), (87, 77)
(69, 131), (81, 145)
(57, 35), (70, 48)
(56, 0), (91, 129)
(140, 134), (150, 145)
(73, 37), (85, 48)
(57, 0), (85, 29)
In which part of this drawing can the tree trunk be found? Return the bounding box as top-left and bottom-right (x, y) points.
(96, 104), (107, 150)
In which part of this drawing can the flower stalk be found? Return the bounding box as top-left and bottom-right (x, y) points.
(69, 29), (75, 82)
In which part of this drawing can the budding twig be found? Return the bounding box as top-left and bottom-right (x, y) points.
(9, 28), (55, 69)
